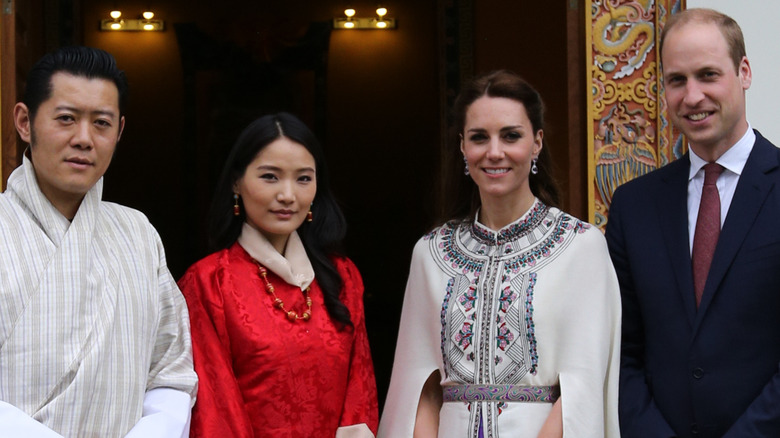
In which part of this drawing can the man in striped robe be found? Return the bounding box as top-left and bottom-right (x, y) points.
(0, 46), (197, 437)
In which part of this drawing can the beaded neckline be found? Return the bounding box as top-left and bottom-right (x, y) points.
(470, 201), (549, 246)
(253, 261), (312, 322)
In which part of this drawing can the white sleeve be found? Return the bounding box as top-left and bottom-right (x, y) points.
(0, 401), (64, 437)
(378, 238), (444, 437)
(557, 229), (621, 438)
(123, 388), (193, 438)
(336, 424), (376, 438)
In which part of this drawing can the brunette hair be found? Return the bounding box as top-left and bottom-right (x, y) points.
(439, 70), (560, 223)
(660, 8), (746, 73)
(209, 112), (352, 326)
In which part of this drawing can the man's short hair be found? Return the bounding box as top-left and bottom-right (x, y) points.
(660, 8), (746, 73)
(23, 46), (128, 121)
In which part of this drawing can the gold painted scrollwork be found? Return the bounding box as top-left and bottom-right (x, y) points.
(588, 0), (683, 230)
(592, 0), (655, 79)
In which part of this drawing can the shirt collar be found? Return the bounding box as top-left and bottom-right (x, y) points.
(688, 123), (755, 181)
(8, 153), (103, 243)
(237, 222), (315, 289)
(471, 198), (548, 245)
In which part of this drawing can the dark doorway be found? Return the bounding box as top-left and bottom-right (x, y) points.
(82, 0), (443, 409)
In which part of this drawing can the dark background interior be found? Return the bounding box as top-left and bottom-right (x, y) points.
(8, 0), (584, 408)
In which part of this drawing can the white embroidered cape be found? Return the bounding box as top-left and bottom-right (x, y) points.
(0, 156), (198, 436)
(379, 201), (620, 437)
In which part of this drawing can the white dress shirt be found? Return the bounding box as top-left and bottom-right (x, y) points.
(687, 125), (755, 253)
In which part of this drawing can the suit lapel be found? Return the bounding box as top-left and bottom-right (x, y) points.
(656, 156), (698, 326)
(695, 132), (779, 327)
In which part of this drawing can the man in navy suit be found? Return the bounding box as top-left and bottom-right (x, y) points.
(606, 8), (780, 437)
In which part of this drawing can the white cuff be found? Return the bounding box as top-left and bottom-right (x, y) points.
(124, 388), (193, 438)
(335, 423), (375, 438)
(0, 401), (64, 437)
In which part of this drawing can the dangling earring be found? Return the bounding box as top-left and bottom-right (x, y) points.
(463, 156), (470, 176)
(531, 158), (539, 175)
(307, 210), (313, 222)
(233, 193), (240, 216)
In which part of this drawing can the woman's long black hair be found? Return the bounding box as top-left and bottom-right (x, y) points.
(209, 112), (352, 327)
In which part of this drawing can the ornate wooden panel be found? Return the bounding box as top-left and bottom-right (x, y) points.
(587, 0), (685, 229)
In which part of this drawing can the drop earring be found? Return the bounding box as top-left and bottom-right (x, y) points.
(233, 193), (240, 216)
(463, 156), (470, 176)
(307, 210), (313, 222)
(531, 158), (538, 175)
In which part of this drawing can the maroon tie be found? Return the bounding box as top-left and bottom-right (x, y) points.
(692, 163), (724, 307)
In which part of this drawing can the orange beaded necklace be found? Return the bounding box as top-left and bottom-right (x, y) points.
(254, 261), (312, 322)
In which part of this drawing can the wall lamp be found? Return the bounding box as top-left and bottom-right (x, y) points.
(333, 6), (396, 30)
(100, 9), (165, 31)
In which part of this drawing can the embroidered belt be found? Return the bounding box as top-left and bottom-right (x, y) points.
(442, 384), (560, 403)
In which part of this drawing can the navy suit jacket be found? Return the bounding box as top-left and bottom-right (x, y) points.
(606, 131), (780, 438)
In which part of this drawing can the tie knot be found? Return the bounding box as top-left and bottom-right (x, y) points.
(703, 163), (724, 185)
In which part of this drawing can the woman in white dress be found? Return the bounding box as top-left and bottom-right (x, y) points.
(378, 70), (620, 438)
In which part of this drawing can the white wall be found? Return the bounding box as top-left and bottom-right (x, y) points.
(686, 0), (780, 143)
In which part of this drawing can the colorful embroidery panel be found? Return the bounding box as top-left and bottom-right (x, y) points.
(430, 201), (590, 437)
(443, 384), (561, 403)
(425, 202), (589, 432)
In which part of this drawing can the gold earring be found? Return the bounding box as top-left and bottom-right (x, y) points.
(233, 194), (240, 216)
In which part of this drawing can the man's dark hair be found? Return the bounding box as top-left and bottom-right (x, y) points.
(23, 46), (128, 121)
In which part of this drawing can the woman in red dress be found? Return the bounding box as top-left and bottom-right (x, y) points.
(179, 113), (379, 437)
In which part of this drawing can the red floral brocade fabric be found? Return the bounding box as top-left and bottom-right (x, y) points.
(178, 243), (378, 437)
